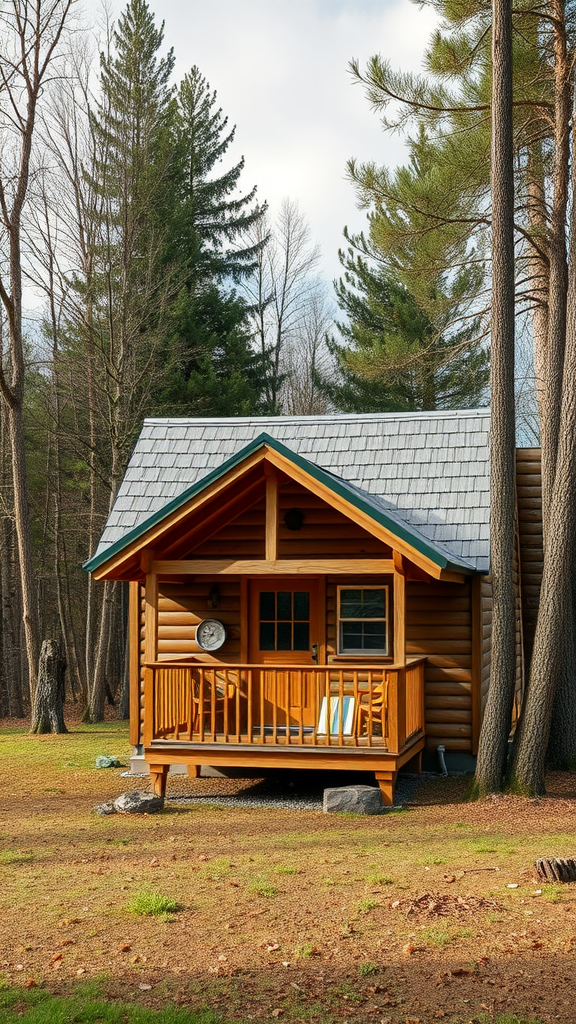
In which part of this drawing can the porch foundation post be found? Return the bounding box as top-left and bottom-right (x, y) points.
(149, 764), (168, 797)
(375, 769), (397, 806)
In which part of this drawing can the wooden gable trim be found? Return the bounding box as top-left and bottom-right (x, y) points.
(90, 436), (472, 583)
(262, 446), (464, 582)
(90, 448), (268, 580)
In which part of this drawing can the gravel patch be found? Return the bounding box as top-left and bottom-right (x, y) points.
(120, 767), (444, 811)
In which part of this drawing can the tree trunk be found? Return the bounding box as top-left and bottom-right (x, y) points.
(30, 639), (68, 734)
(472, 0), (517, 796)
(509, 73), (576, 793)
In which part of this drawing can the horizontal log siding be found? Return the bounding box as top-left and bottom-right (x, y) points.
(190, 486), (393, 561)
(516, 448), (543, 672)
(406, 581), (473, 752)
(154, 581), (242, 661)
(480, 576), (492, 718)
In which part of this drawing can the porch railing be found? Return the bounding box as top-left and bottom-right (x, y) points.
(143, 658), (425, 753)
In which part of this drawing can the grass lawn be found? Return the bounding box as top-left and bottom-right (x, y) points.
(1, 713), (576, 1024)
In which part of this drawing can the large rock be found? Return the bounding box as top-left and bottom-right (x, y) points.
(113, 790), (164, 814)
(323, 785), (384, 815)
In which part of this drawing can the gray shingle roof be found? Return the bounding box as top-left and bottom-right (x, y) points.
(93, 409), (491, 572)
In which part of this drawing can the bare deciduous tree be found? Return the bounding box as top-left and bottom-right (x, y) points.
(0, 0), (74, 701)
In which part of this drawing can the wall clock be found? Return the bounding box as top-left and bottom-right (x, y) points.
(196, 618), (227, 652)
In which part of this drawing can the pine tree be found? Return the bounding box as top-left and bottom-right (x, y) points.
(157, 66), (269, 416)
(324, 142), (489, 414)
(170, 66), (264, 288)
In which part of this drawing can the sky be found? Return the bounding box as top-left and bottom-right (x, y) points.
(113, 0), (438, 287)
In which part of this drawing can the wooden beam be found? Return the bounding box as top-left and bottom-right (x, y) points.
(393, 568), (406, 663)
(144, 572), (158, 664)
(393, 550), (405, 576)
(438, 568), (467, 584)
(129, 581), (141, 747)
(152, 558), (396, 575)
(265, 472), (279, 561)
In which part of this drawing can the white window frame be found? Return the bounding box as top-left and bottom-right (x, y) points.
(337, 585), (389, 656)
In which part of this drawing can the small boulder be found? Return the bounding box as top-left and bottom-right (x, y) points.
(94, 801), (116, 815)
(323, 785), (383, 815)
(114, 790), (164, 814)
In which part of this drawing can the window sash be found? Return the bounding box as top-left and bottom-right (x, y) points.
(337, 586), (388, 656)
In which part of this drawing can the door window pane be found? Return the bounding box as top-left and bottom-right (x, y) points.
(277, 621), (292, 650)
(259, 591), (275, 620)
(293, 622), (310, 650)
(277, 591), (292, 620)
(259, 622), (275, 650)
(293, 591), (309, 620)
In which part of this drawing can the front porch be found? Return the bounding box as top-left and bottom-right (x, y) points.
(143, 657), (426, 804)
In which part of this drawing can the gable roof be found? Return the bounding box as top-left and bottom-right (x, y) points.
(88, 409), (491, 574)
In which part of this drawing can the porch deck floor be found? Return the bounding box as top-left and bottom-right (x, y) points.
(165, 730), (389, 749)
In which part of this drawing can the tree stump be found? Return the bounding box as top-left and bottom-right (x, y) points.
(535, 857), (576, 883)
(30, 639), (68, 734)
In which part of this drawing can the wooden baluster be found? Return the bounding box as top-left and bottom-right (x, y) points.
(398, 667), (406, 750)
(420, 661), (426, 733)
(186, 668), (193, 741)
(223, 669), (229, 740)
(312, 669), (319, 747)
(198, 669), (205, 742)
(338, 670), (344, 745)
(259, 669), (265, 743)
(247, 669), (253, 741)
(387, 670), (399, 753)
(143, 666), (153, 745)
(324, 670), (330, 746)
(235, 671), (240, 742)
(353, 671), (359, 746)
(297, 670), (304, 744)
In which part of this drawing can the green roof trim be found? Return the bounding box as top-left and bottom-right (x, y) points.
(84, 432), (475, 575)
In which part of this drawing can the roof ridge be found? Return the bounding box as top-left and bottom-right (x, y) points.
(142, 408), (490, 427)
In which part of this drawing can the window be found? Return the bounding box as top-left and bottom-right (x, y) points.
(259, 589), (310, 652)
(337, 587), (388, 656)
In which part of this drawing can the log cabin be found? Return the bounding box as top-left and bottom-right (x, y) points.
(85, 410), (540, 805)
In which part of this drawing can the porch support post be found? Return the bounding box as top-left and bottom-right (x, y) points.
(128, 581), (141, 746)
(265, 470), (279, 560)
(393, 552), (406, 665)
(375, 770), (397, 806)
(149, 763), (169, 797)
(144, 557), (158, 664)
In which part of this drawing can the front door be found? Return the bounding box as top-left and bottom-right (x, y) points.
(249, 579), (320, 728)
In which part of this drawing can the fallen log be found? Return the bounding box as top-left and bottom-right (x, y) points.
(535, 858), (576, 883)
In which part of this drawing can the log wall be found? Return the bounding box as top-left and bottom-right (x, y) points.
(406, 580), (473, 752)
(516, 448), (543, 672)
(190, 483), (392, 561)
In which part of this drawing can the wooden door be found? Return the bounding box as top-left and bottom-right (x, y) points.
(249, 579), (320, 728)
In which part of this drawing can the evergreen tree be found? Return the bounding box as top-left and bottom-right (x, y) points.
(325, 132), (489, 414)
(157, 66), (269, 416)
(170, 66), (264, 287)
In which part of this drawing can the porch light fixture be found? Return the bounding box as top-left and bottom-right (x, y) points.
(283, 508), (304, 531)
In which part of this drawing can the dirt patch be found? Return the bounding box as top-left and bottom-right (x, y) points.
(2, 713), (576, 1023)
(392, 891), (502, 919)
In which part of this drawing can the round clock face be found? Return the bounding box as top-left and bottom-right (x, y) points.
(196, 618), (227, 652)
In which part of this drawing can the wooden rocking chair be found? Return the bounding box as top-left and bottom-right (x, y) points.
(356, 675), (389, 742)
